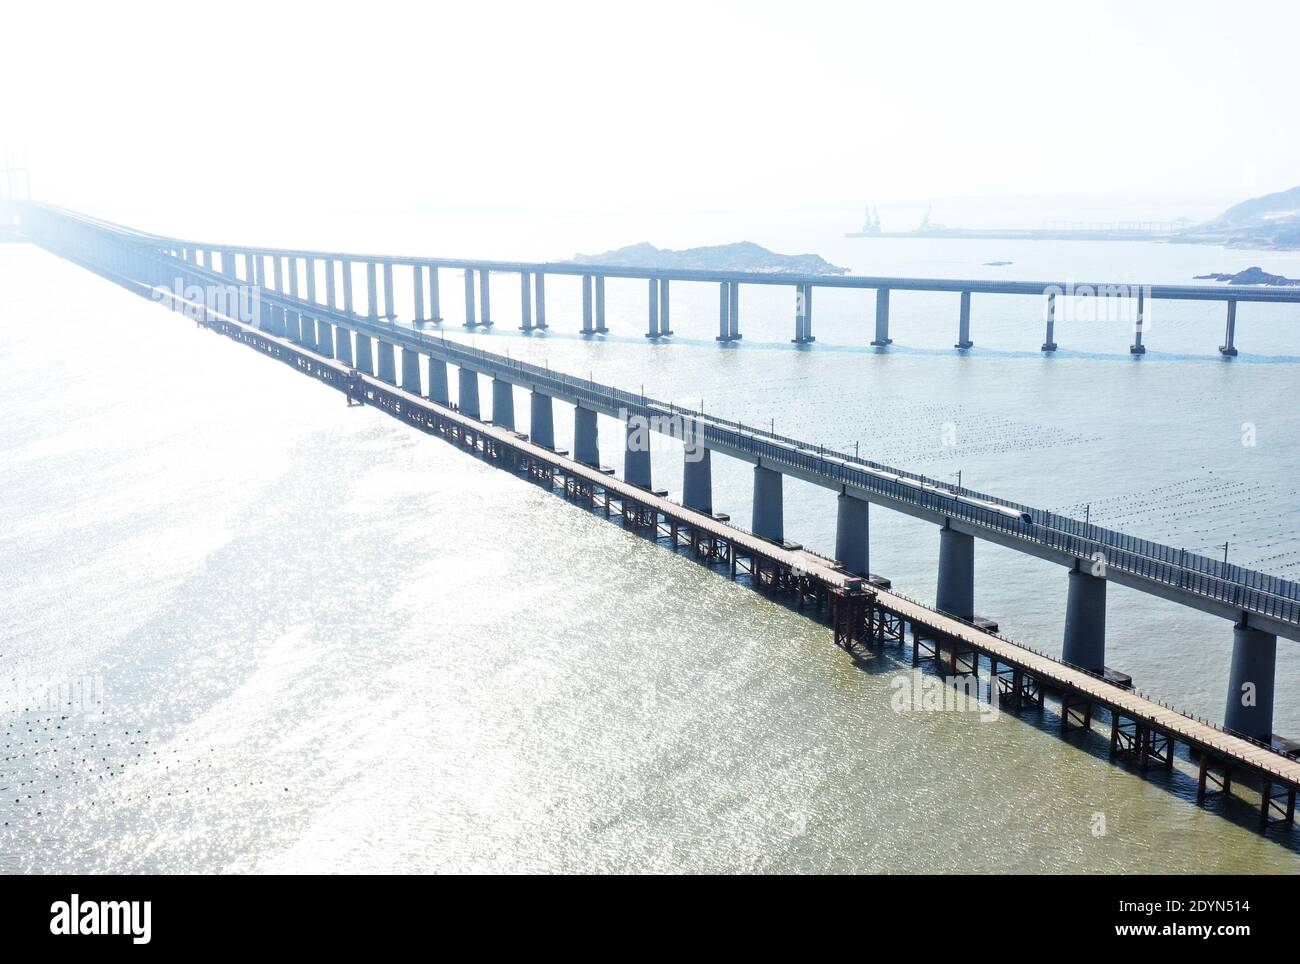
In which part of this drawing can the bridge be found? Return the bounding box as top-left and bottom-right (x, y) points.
(9, 201), (1300, 830)
(21, 203), (1300, 356)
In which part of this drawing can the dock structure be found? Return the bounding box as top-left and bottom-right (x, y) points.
(15, 202), (1300, 356)
(14, 203), (1300, 832)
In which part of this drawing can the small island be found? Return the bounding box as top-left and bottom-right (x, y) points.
(566, 241), (848, 275)
(1193, 266), (1300, 286)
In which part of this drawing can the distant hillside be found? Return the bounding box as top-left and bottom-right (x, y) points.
(1176, 185), (1300, 249)
(568, 241), (848, 275)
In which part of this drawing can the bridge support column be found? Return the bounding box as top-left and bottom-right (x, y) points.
(325, 259), (337, 310)
(956, 290), (973, 349)
(530, 391), (555, 448)
(728, 282), (741, 340)
(243, 252), (255, 286)
(717, 282), (731, 341)
(377, 340), (397, 385)
(1129, 288), (1147, 355)
(574, 405), (599, 465)
(491, 377), (515, 429)
(401, 346), (422, 394)
(316, 320), (334, 358)
(936, 523), (974, 621)
(354, 333), (374, 375)
(1220, 300), (1239, 356)
(624, 415), (653, 489)
(1224, 623), (1276, 742)
(285, 308), (302, 344)
(683, 446), (712, 514)
(287, 256), (301, 301)
(871, 288), (892, 346)
(752, 465), (783, 543)
(658, 279), (671, 335)
(428, 357), (450, 404)
(463, 269), (477, 327)
(534, 273), (547, 329)
(413, 265), (427, 324)
(272, 255), (284, 295)
(478, 268), (492, 327)
(366, 263), (379, 319)
(646, 278), (660, 337)
(519, 271), (533, 331)
(458, 367), (480, 418)
(1042, 291), (1058, 351)
(581, 275), (593, 334)
(835, 491), (869, 576)
(342, 259), (355, 315)
(335, 326), (353, 365)
(428, 265), (442, 323)
(594, 276), (607, 332)
(383, 263), (396, 320)
(793, 283), (815, 343)
(1062, 566), (1106, 673)
(301, 313), (319, 352)
(305, 257), (318, 305)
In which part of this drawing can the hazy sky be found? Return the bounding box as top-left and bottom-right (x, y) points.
(3, 0), (1297, 218)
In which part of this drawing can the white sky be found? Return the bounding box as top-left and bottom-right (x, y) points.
(2, 0), (1297, 218)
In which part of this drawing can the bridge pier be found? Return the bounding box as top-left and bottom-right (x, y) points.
(646, 278), (660, 337)
(871, 288), (892, 346)
(287, 256), (301, 301)
(581, 275), (594, 334)
(383, 263), (396, 320)
(1062, 566), (1106, 672)
(413, 265), (427, 324)
(324, 259), (337, 310)
(574, 405), (599, 465)
(683, 446), (712, 514)
(463, 269), (477, 327)
(519, 271), (533, 331)
(1042, 291), (1058, 351)
(354, 333), (374, 375)
(271, 255), (284, 295)
(717, 282), (731, 341)
(956, 290), (973, 349)
(1224, 623), (1276, 742)
(624, 416), (652, 489)
(752, 465), (783, 542)
(835, 491), (869, 576)
(301, 312), (319, 352)
(793, 283), (815, 343)
(401, 346), (422, 394)
(428, 265), (442, 324)
(1129, 288), (1147, 355)
(316, 319), (334, 359)
(428, 356), (450, 405)
(594, 276), (607, 332)
(335, 326), (353, 365)
(285, 308), (302, 344)
(458, 366), (480, 418)
(659, 279), (671, 335)
(728, 283), (741, 340)
(342, 259), (355, 315)
(305, 257), (318, 305)
(478, 268), (492, 327)
(377, 340), (397, 385)
(530, 391), (555, 449)
(534, 273), (547, 329)
(936, 523), (974, 621)
(366, 262), (379, 319)
(491, 377), (515, 429)
(1220, 300), (1239, 356)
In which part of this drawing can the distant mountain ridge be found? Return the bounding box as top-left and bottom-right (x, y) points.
(567, 241), (848, 275)
(1177, 185), (1300, 249)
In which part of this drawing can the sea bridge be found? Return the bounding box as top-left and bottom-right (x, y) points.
(8, 201), (1300, 831)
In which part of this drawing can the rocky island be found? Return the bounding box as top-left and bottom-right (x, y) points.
(1193, 266), (1300, 286)
(566, 241), (848, 275)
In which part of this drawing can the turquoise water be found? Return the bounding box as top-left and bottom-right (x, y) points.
(1, 215), (1298, 872)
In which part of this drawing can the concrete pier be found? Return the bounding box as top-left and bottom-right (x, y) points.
(287, 257), (300, 300)
(273, 256), (284, 295)
(305, 257), (318, 304)
(534, 273), (547, 329)
(530, 391), (555, 449)
(519, 271), (532, 331)
(478, 268), (492, 327)
(463, 269), (476, 327)
(285, 308), (302, 344)
(428, 265), (442, 323)
(458, 366), (480, 418)
(574, 405), (599, 466)
(682, 447), (713, 514)
(335, 326), (353, 365)
(317, 319), (335, 359)
(646, 278), (660, 337)
(581, 275), (593, 334)
(1224, 623), (1276, 741)
(1220, 300), (1239, 356)
(324, 260), (337, 310)
(377, 340), (397, 385)
(834, 491), (869, 576)
(428, 356), (450, 405)
(872, 288), (892, 346)
(383, 262), (395, 320)
(956, 290), (973, 349)
(728, 282), (740, 340)
(401, 346), (422, 394)
(1130, 288), (1147, 355)
(342, 259), (354, 315)
(624, 417), (652, 489)
(366, 262), (379, 319)
(793, 283), (815, 344)
(1062, 567), (1106, 672)
(354, 333), (374, 375)
(752, 465), (784, 543)
(300, 312), (318, 352)
(658, 279), (671, 335)
(413, 265), (427, 324)
(594, 276), (607, 332)
(936, 523), (974, 621)
(491, 377), (515, 429)
(717, 282), (731, 341)
(1042, 291), (1058, 351)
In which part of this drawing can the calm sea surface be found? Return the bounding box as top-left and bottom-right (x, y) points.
(2, 206), (1298, 872)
